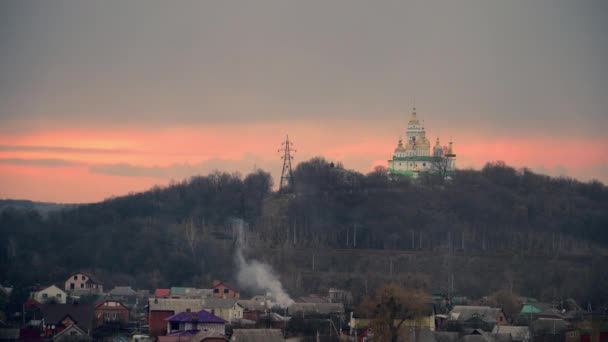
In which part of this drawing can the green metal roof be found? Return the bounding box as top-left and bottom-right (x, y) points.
(170, 287), (186, 296)
(391, 156), (436, 162)
(520, 304), (542, 314)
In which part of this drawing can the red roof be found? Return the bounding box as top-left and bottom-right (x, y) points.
(93, 299), (128, 310)
(155, 289), (170, 297)
(212, 281), (238, 292)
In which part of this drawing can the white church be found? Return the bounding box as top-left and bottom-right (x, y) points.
(387, 107), (456, 178)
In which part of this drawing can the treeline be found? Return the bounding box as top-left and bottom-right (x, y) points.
(0, 159), (607, 304)
(256, 159), (608, 254)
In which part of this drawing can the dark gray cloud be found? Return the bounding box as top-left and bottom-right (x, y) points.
(0, 158), (83, 167)
(0, 0), (607, 138)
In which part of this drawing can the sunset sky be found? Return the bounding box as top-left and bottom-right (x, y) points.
(1, 0), (607, 203)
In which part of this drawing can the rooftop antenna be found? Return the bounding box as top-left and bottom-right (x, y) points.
(278, 135), (296, 192)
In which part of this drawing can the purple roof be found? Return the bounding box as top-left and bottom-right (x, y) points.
(165, 310), (225, 324)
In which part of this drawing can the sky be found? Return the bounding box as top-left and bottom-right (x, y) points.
(0, 0), (607, 203)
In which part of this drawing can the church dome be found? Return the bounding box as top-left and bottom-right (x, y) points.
(394, 138), (406, 153)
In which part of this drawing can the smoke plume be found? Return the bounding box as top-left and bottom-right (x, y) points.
(233, 219), (294, 308)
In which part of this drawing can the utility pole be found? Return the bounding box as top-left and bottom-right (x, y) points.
(278, 135), (296, 192)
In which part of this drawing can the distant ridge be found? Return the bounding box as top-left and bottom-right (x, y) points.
(0, 199), (77, 215)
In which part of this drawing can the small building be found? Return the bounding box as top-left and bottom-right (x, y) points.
(64, 273), (103, 294)
(211, 281), (239, 299)
(165, 309), (225, 335)
(31, 285), (67, 304)
(108, 286), (137, 305)
(448, 306), (507, 332)
(93, 299), (129, 328)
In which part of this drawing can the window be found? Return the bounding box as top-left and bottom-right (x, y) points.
(70, 331), (78, 336)
(80, 284), (84, 288)
(213, 289), (219, 293)
(57, 293), (62, 298)
(70, 283), (75, 289)
(42, 293), (48, 299)
(224, 289), (229, 294)
(73, 276), (77, 280)
(170, 322), (179, 331)
(81, 275), (86, 280)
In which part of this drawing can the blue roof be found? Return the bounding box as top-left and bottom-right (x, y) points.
(165, 310), (225, 324)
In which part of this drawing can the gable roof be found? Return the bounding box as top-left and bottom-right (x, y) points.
(37, 285), (66, 294)
(230, 329), (284, 342)
(212, 281), (238, 292)
(52, 323), (91, 341)
(40, 303), (94, 332)
(165, 310), (224, 324)
(108, 286), (136, 297)
(66, 272), (102, 284)
(450, 306), (502, 323)
(93, 299), (129, 311)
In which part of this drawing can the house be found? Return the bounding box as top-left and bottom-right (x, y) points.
(448, 306), (507, 331)
(40, 303), (94, 339)
(108, 286), (137, 305)
(149, 298), (206, 337)
(31, 285), (67, 304)
(148, 298), (244, 336)
(237, 300), (268, 322)
(492, 325), (531, 342)
(52, 324), (92, 342)
(165, 309), (225, 335)
(230, 329), (284, 342)
(93, 299), (129, 328)
(64, 273), (103, 294)
(211, 281), (239, 299)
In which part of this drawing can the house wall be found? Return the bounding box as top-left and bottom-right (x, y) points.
(94, 302), (129, 327)
(169, 322), (225, 335)
(149, 311), (173, 337)
(64, 273), (103, 293)
(33, 286), (67, 304)
(212, 284), (239, 299)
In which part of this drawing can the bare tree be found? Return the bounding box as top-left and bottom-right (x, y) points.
(429, 155), (451, 180)
(358, 284), (430, 342)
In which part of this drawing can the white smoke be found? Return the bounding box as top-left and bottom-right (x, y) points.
(233, 219), (294, 308)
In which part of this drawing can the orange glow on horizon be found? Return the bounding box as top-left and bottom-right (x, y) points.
(1, 122), (606, 202)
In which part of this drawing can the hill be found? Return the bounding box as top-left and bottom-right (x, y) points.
(0, 199), (75, 216)
(0, 159), (607, 306)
